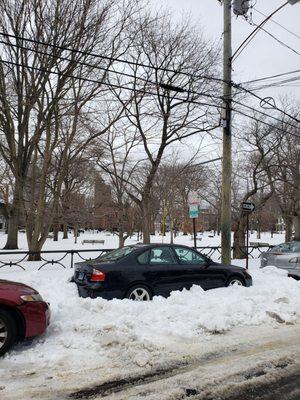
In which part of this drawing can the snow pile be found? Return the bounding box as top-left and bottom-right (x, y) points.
(0, 265), (299, 374)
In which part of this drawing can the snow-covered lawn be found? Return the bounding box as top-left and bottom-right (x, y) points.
(0, 230), (286, 253)
(0, 231), (299, 399)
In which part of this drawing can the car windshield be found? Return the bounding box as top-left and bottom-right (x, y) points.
(97, 246), (135, 262)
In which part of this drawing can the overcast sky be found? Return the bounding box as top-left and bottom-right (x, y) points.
(150, 0), (300, 104)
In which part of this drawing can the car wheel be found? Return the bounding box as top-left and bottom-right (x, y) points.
(0, 309), (17, 357)
(126, 285), (153, 301)
(227, 277), (245, 287)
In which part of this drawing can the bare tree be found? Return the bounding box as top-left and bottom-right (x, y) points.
(0, 0), (141, 250)
(111, 14), (221, 243)
(93, 124), (144, 247)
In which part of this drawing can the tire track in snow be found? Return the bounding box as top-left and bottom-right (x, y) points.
(69, 329), (300, 399)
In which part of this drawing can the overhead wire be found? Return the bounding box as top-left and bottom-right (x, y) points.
(234, 108), (300, 140)
(0, 58), (224, 112)
(0, 31), (224, 84)
(253, 7), (300, 40)
(239, 68), (300, 85)
(231, 1), (289, 61)
(2, 57), (299, 139)
(0, 33), (299, 137)
(251, 24), (300, 57)
(2, 29), (299, 125)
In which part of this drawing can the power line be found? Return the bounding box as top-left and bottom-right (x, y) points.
(5, 29), (298, 127)
(234, 108), (300, 140)
(1, 49), (299, 133)
(0, 38), (222, 102)
(232, 98), (299, 131)
(245, 75), (300, 92)
(240, 68), (300, 85)
(0, 31), (224, 84)
(0, 58), (224, 112)
(232, 1), (289, 61)
(254, 24), (300, 57)
(253, 7), (300, 41)
(232, 82), (300, 124)
(0, 39), (149, 86)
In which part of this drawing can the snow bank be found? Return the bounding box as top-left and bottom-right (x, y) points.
(0, 264), (299, 377)
(0, 231), (298, 399)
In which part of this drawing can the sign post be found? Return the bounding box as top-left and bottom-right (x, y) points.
(242, 202), (255, 269)
(189, 204), (199, 249)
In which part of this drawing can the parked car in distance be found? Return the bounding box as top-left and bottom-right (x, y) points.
(260, 241), (300, 279)
(73, 244), (252, 300)
(0, 279), (50, 356)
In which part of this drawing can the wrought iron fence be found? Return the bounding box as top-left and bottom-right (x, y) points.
(0, 249), (113, 271)
(0, 245), (273, 271)
(196, 245), (273, 260)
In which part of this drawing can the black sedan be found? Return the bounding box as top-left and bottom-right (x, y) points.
(73, 244), (252, 300)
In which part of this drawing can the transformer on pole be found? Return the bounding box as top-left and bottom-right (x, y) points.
(233, 0), (250, 16)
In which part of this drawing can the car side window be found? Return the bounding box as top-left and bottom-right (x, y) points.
(273, 244), (289, 253)
(137, 250), (150, 265)
(290, 243), (300, 252)
(149, 248), (177, 264)
(289, 257), (300, 264)
(174, 247), (206, 265)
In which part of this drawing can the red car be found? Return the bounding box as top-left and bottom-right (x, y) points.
(0, 279), (50, 356)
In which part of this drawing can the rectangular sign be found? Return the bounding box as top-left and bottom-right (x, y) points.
(189, 204), (199, 219)
(242, 202), (255, 212)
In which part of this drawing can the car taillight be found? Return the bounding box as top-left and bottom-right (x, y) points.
(90, 268), (106, 282)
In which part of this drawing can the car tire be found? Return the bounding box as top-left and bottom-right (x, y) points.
(126, 285), (153, 301)
(226, 277), (245, 287)
(0, 309), (17, 357)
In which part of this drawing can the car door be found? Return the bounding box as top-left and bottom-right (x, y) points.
(288, 256), (300, 278)
(273, 243), (297, 271)
(137, 247), (186, 297)
(263, 243), (290, 268)
(172, 246), (217, 290)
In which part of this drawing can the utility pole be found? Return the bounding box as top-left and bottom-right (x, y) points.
(221, 0), (232, 264)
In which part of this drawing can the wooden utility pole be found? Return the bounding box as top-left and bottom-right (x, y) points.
(221, 0), (232, 264)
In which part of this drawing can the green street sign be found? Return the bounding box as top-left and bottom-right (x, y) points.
(189, 204), (199, 219)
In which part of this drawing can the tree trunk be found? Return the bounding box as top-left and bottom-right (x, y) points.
(3, 207), (19, 249)
(141, 202), (151, 244)
(170, 216), (174, 244)
(3, 182), (21, 249)
(53, 224), (59, 241)
(27, 242), (43, 261)
(63, 224), (68, 239)
(233, 217), (246, 259)
(74, 224), (79, 244)
(119, 234), (125, 248)
(284, 216), (293, 242)
(118, 225), (126, 248)
(293, 215), (300, 241)
(256, 220), (261, 239)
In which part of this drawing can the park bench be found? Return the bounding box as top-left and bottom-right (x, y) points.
(81, 239), (105, 245)
(249, 241), (269, 247)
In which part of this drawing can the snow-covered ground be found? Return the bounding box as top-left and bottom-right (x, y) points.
(0, 231), (299, 400)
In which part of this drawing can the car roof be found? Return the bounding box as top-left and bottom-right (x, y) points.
(131, 243), (192, 249)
